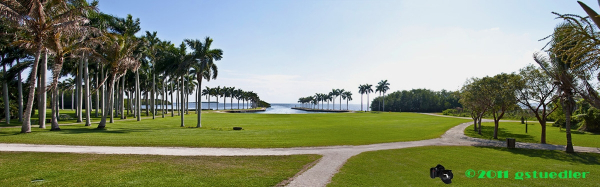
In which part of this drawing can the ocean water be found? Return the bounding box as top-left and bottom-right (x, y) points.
(142, 102), (370, 114)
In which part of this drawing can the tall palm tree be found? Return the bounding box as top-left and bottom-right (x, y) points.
(182, 37), (222, 127)
(342, 91), (352, 110)
(337, 89), (345, 110)
(228, 86), (235, 110)
(216, 86), (223, 110)
(235, 88), (243, 109)
(364, 84), (373, 111)
(358, 84), (366, 111)
(202, 86), (210, 110)
(377, 80), (390, 112)
(326, 93), (332, 110)
(534, 23), (581, 153)
(93, 34), (141, 129)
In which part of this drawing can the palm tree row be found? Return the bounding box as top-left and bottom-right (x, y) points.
(0, 0), (225, 131)
(357, 80), (390, 112)
(201, 86), (261, 110)
(297, 89), (353, 110)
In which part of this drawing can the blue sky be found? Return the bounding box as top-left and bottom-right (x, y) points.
(94, 0), (597, 103)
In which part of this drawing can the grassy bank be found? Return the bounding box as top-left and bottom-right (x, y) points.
(0, 152), (320, 186)
(465, 122), (600, 148)
(329, 146), (600, 186)
(0, 112), (469, 148)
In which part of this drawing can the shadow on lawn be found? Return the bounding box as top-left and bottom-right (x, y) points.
(56, 128), (150, 134)
(474, 146), (600, 165)
(468, 125), (537, 142)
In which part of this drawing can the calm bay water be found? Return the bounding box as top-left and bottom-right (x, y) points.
(142, 103), (368, 114)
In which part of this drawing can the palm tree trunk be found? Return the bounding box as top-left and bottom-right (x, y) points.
(39, 49), (48, 128)
(21, 45), (44, 133)
(3, 65), (9, 124)
(136, 70), (141, 121)
(95, 64), (99, 118)
(120, 75), (125, 119)
(383, 92), (385, 112)
(176, 80), (179, 115)
(180, 76), (184, 127)
(196, 76), (202, 128)
(61, 92), (64, 111)
(84, 55), (91, 126)
(151, 72), (155, 119)
(162, 81), (165, 118)
(77, 55), (83, 123)
(111, 78), (118, 124)
(98, 76), (115, 129)
(71, 90), (74, 111)
(50, 87), (59, 130)
(367, 93), (370, 111)
(360, 94), (364, 111)
(171, 81), (174, 117)
(17, 59), (23, 122)
(562, 92), (575, 153)
(145, 92), (149, 117)
(101, 65), (105, 116)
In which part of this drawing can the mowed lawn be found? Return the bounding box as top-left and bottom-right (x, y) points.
(329, 146), (600, 186)
(0, 152), (320, 186)
(465, 122), (600, 148)
(0, 112), (470, 148)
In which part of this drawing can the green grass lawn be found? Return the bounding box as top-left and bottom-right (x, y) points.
(0, 112), (470, 148)
(464, 122), (600, 148)
(0, 152), (320, 186)
(329, 146), (600, 186)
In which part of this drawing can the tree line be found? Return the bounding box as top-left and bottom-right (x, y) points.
(370, 89), (461, 113)
(456, 1), (600, 153)
(0, 0), (269, 133)
(297, 88), (352, 110)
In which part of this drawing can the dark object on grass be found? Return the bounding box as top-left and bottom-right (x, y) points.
(507, 138), (516, 148)
(430, 164), (453, 184)
(233, 127), (243, 130)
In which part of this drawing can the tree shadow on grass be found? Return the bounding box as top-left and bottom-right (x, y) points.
(473, 146), (600, 165)
(468, 125), (537, 143)
(56, 128), (151, 134)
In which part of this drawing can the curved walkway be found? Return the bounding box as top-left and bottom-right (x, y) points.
(0, 114), (599, 187)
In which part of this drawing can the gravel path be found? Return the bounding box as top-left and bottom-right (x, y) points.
(0, 114), (599, 187)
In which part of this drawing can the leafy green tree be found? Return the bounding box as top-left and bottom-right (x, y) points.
(485, 73), (520, 139)
(515, 64), (558, 144)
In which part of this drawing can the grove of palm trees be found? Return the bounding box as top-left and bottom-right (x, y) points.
(2, 0), (600, 186)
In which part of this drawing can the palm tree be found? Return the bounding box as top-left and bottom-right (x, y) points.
(202, 86), (210, 110)
(377, 80), (390, 112)
(337, 89), (345, 110)
(342, 91), (353, 110)
(93, 34), (142, 129)
(358, 84), (366, 111)
(235, 88), (243, 109)
(1, 0), (96, 133)
(534, 23), (580, 153)
(228, 86), (235, 110)
(364, 84), (373, 111)
(326, 93), (332, 110)
(182, 37), (222, 127)
(214, 86), (222, 110)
